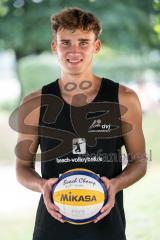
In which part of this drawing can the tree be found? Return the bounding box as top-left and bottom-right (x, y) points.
(154, 0), (160, 39)
(0, 0), (8, 16)
(0, 0), (159, 59)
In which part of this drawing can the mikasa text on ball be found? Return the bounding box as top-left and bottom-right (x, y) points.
(52, 168), (108, 224)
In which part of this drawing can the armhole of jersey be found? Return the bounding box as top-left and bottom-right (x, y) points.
(37, 85), (45, 146)
(117, 82), (125, 148)
(37, 80), (58, 147)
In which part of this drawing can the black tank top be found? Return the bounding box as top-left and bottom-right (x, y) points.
(33, 77), (126, 240)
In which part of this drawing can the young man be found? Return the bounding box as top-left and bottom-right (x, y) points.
(16, 7), (147, 240)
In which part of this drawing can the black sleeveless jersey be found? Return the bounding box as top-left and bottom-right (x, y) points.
(33, 77), (126, 240)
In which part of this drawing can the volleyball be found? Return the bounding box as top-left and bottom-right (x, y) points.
(52, 168), (108, 224)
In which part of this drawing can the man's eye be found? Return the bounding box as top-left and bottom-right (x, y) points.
(62, 42), (70, 46)
(80, 42), (88, 46)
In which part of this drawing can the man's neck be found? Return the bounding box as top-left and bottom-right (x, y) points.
(60, 71), (95, 84)
(57, 72), (102, 106)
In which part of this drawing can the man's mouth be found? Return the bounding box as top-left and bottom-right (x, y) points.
(67, 59), (83, 64)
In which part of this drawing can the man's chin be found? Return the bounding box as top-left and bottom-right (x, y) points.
(65, 67), (84, 75)
(68, 71), (83, 76)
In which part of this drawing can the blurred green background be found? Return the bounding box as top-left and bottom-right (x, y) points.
(0, 0), (160, 239)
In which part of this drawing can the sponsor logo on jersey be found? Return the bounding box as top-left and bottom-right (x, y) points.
(72, 138), (86, 154)
(88, 119), (111, 133)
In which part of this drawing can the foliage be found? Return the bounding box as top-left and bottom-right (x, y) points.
(16, 51), (160, 100)
(0, 0), (159, 58)
(0, 0), (8, 16)
(18, 53), (60, 97)
(154, 0), (160, 38)
(94, 49), (160, 82)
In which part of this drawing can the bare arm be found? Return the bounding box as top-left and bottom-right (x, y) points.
(111, 85), (147, 192)
(16, 89), (46, 192)
(94, 85), (147, 223)
(15, 90), (64, 222)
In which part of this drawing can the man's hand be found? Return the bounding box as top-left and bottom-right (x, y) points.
(42, 178), (64, 223)
(94, 176), (117, 223)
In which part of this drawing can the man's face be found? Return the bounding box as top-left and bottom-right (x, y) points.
(51, 28), (101, 75)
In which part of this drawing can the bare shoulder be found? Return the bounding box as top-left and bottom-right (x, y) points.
(20, 89), (42, 126)
(119, 84), (140, 105)
(22, 89), (42, 103)
(118, 84), (142, 121)
(17, 89), (42, 167)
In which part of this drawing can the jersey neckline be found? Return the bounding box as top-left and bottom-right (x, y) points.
(55, 77), (104, 108)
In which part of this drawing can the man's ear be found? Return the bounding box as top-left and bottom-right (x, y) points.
(94, 39), (101, 54)
(51, 40), (57, 53)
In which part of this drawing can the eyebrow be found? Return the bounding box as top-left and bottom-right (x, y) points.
(60, 39), (90, 42)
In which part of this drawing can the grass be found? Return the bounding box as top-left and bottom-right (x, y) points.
(0, 111), (18, 164)
(0, 215), (35, 240)
(125, 163), (160, 240)
(142, 113), (160, 163)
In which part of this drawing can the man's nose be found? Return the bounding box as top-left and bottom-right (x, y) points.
(70, 44), (80, 53)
